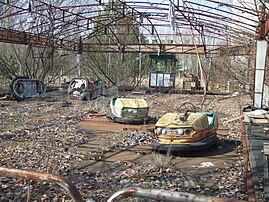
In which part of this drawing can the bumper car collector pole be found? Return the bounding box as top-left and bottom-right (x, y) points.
(76, 36), (83, 77)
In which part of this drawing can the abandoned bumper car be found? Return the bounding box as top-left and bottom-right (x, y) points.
(10, 76), (46, 100)
(151, 107), (219, 152)
(107, 97), (153, 125)
(68, 78), (93, 101)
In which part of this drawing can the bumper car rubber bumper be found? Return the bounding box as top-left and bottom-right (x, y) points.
(106, 111), (154, 125)
(151, 135), (219, 152)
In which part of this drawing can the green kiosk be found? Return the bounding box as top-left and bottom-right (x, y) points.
(149, 54), (177, 92)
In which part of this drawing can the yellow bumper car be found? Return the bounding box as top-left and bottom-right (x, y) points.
(152, 104), (218, 152)
(107, 97), (152, 125)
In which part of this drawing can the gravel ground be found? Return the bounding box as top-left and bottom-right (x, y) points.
(0, 93), (253, 201)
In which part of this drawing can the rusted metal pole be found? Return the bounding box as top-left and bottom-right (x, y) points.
(0, 167), (83, 202)
(239, 110), (255, 201)
(107, 187), (246, 202)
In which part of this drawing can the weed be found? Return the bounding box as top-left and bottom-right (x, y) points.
(90, 153), (105, 160)
(16, 139), (32, 143)
(197, 182), (205, 189)
(147, 152), (174, 173)
(1, 118), (19, 123)
(80, 155), (88, 161)
(129, 174), (150, 181)
(211, 186), (220, 192)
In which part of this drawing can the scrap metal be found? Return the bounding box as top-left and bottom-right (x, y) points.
(0, 167), (83, 202)
(0, 0), (262, 55)
(107, 187), (247, 202)
(0, 167), (249, 202)
(239, 110), (255, 202)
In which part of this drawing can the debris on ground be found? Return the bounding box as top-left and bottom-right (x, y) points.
(0, 94), (252, 201)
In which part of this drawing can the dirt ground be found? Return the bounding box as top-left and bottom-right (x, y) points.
(0, 93), (252, 201)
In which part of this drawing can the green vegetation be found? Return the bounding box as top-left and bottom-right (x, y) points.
(0, 117), (19, 123)
(82, 0), (151, 86)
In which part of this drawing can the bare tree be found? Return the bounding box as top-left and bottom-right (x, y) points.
(0, 0), (95, 83)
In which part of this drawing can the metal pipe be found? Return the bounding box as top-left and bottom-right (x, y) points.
(239, 106), (255, 201)
(107, 187), (246, 202)
(0, 167), (83, 202)
(76, 53), (82, 77)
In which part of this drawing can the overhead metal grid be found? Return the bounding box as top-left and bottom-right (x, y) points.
(0, 0), (261, 55)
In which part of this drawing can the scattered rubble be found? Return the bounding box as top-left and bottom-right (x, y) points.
(0, 94), (252, 201)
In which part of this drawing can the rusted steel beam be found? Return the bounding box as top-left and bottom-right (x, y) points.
(82, 43), (206, 54)
(107, 187), (247, 202)
(0, 28), (206, 54)
(239, 110), (255, 201)
(0, 0), (258, 47)
(185, 0), (258, 24)
(0, 28), (79, 50)
(259, 19), (269, 39)
(258, 6), (269, 39)
(0, 167), (83, 202)
(0, 28), (250, 55)
(205, 0), (260, 15)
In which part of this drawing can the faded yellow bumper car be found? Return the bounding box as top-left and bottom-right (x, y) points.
(107, 97), (152, 125)
(152, 103), (218, 152)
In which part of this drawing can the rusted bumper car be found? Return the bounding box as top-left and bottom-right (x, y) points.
(68, 78), (92, 101)
(152, 103), (218, 152)
(10, 76), (46, 100)
(106, 97), (152, 125)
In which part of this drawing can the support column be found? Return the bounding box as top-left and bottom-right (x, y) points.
(76, 53), (81, 77)
(254, 40), (267, 108)
(76, 37), (83, 77)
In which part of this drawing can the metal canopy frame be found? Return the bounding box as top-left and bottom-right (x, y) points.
(0, 0), (265, 55)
